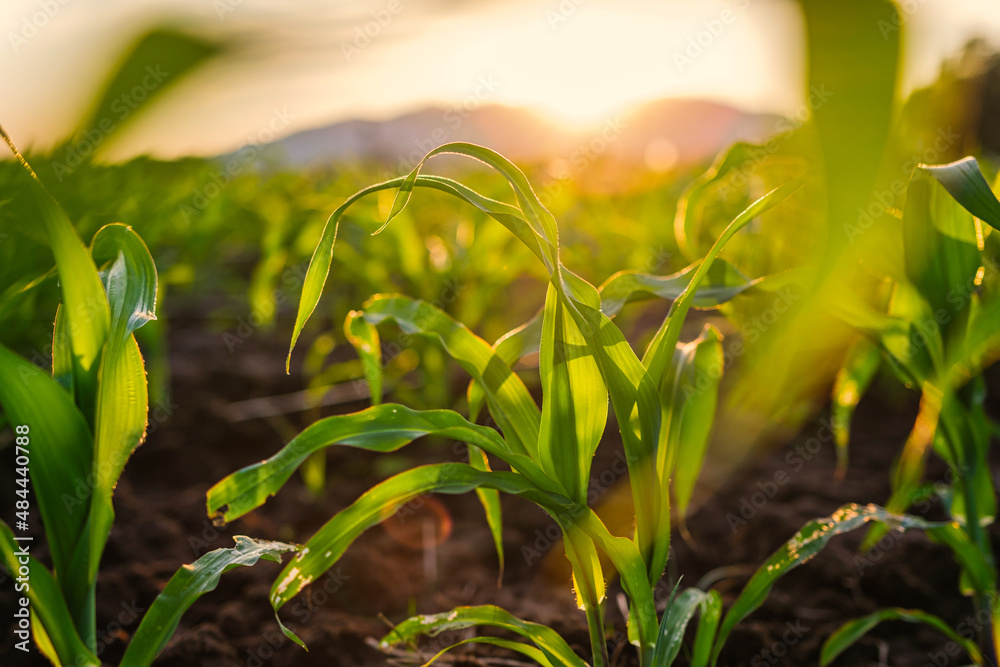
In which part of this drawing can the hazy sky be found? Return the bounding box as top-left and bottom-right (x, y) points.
(2, 0), (999, 158)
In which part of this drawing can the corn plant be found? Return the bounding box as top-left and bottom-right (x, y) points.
(821, 157), (1000, 661)
(201, 142), (977, 665)
(0, 128), (296, 666)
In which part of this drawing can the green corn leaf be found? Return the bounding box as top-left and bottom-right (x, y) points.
(1, 128), (110, 422)
(0, 345), (93, 623)
(86, 225), (157, 613)
(344, 310), (382, 405)
(570, 505), (658, 661)
(666, 325), (724, 521)
(598, 259), (757, 319)
(91, 224), (158, 344)
(652, 588), (714, 666)
(266, 464), (555, 644)
(919, 157), (1000, 230)
(902, 165), (983, 326)
(31, 611), (62, 667)
(84, 333), (148, 606)
(0, 521), (99, 666)
(207, 404), (553, 523)
(711, 503), (949, 665)
(385, 143), (558, 271)
(820, 607), (982, 666)
(380, 605), (588, 667)
(263, 462), (655, 655)
(409, 636), (564, 667)
(800, 0), (899, 270)
(288, 173), (548, 371)
(690, 590), (722, 667)
(358, 294), (541, 462)
(831, 336), (881, 477)
(120, 536), (296, 667)
(539, 281), (608, 503)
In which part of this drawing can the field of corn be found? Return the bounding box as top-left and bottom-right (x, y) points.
(3, 1), (1000, 665)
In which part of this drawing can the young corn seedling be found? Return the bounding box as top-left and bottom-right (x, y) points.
(203, 142), (974, 665)
(0, 128), (296, 666)
(822, 157), (1000, 662)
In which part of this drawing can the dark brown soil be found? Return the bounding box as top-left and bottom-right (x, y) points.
(2, 299), (999, 667)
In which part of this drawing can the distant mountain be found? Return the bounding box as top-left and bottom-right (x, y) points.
(264, 98), (781, 175)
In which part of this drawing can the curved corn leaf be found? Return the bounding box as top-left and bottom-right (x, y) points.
(666, 325), (723, 521)
(902, 164), (983, 326)
(265, 462), (657, 656)
(675, 142), (759, 262)
(358, 294), (541, 462)
(91, 224), (157, 344)
(820, 607), (982, 666)
(380, 605), (588, 667)
(919, 157), (1000, 230)
(0, 521), (99, 666)
(267, 464), (555, 644)
(385, 143), (558, 271)
(643, 174), (809, 385)
(711, 504), (949, 665)
(120, 536), (296, 667)
(598, 260), (756, 319)
(207, 404), (553, 523)
(288, 173), (548, 371)
(409, 636), (563, 667)
(831, 336), (881, 477)
(0, 344), (93, 625)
